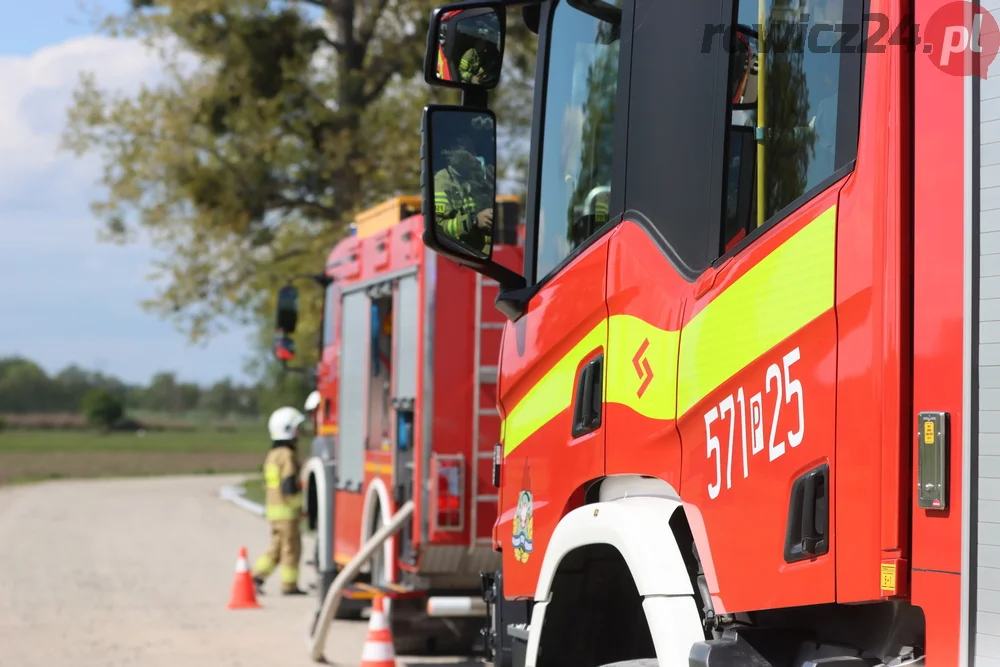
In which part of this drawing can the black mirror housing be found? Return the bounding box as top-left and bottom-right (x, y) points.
(276, 284), (299, 333)
(421, 104), (499, 265)
(420, 103), (526, 291)
(424, 2), (507, 92)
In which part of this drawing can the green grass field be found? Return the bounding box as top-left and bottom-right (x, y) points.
(0, 428), (266, 485)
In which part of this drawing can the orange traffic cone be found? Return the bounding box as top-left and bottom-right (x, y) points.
(360, 594), (397, 667)
(227, 546), (262, 610)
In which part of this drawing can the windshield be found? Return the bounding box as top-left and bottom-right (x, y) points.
(534, 0), (622, 280)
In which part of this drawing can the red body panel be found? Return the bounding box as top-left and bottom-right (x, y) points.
(496, 237), (610, 594)
(678, 191), (841, 613)
(909, 0), (967, 659)
(604, 222), (686, 486)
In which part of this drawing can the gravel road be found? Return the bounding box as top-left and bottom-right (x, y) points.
(0, 475), (478, 667)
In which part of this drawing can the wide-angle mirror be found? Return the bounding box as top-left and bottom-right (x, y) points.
(431, 6), (504, 88)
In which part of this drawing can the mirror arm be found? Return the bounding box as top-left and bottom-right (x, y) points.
(287, 272), (333, 288)
(475, 259), (526, 292)
(278, 360), (317, 381)
(462, 88), (488, 108)
(495, 283), (536, 322)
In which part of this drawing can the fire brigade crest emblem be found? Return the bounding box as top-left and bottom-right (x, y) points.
(512, 461), (533, 563)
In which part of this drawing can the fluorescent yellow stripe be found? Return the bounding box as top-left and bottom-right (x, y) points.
(606, 315), (680, 421)
(503, 321), (607, 456)
(264, 464), (281, 489)
(676, 206), (836, 415)
(364, 462), (393, 475)
(318, 424), (339, 435)
(500, 205), (838, 457)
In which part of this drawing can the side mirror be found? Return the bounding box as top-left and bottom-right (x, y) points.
(273, 334), (296, 362)
(276, 284), (299, 334)
(424, 3), (506, 90)
(421, 105), (499, 265)
(730, 25), (759, 110)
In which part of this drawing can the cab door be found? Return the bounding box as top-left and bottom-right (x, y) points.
(662, 0), (859, 615)
(494, 0), (630, 599)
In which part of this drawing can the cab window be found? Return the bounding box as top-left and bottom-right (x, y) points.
(534, 0), (623, 281)
(720, 0), (862, 254)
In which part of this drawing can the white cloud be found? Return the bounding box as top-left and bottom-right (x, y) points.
(0, 37), (166, 195)
(0, 34), (257, 385)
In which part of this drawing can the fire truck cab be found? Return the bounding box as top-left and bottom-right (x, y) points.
(274, 195), (524, 654)
(415, 0), (994, 666)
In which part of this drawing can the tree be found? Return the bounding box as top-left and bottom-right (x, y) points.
(144, 372), (180, 412)
(0, 359), (56, 413)
(62, 0), (536, 377)
(82, 389), (125, 430)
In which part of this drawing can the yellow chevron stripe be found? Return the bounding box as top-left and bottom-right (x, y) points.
(676, 206), (836, 415)
(500, 204), (837, 457)
(606, 314), (680, 421)
(502, 321), (607, 456)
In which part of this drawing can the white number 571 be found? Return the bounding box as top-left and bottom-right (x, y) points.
(705, 347), (805, 500)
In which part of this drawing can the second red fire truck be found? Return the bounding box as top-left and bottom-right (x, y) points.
(274, 195), (523, 654)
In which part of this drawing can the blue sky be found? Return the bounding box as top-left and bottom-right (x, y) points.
(0, 0), (258, 385)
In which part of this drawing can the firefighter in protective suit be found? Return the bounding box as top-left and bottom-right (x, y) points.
(434, 125), (496, 255)
(251, 407), (308, 595)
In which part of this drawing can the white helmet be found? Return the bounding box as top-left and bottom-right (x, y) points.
(268, 407), (306, 442)
(304, 390), (321, 412)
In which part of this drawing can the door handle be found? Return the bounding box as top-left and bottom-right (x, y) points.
(572, 354), (604, 438)
(783, 464), (829, 563)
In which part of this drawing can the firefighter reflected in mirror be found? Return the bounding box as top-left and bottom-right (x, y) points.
(457, 16), (502, 85)
(439, 10), (503, 85)
(433, 117), (497, 256)
(252, 407), (309, 596)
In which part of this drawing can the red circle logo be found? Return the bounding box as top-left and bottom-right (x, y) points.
(924, 1), (1000, 78)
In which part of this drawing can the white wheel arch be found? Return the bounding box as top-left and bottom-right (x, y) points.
(360, 477), (395, 585)
(302, 456), (331, 571)
(524, 477), (706, 667)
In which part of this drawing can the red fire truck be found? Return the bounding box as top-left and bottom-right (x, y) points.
(273, 195), (523, 654)
(413, 0), (992, 665)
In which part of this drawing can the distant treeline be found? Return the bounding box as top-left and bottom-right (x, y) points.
(0, 357), (261, 418)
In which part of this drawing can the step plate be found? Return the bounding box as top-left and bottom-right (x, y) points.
(341, 581), (427, 601)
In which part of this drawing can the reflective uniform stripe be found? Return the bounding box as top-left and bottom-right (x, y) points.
(459, 49), (483, 81)
(253, 554), (276, 577)
(265, 494), (302, 521)
(280, 566), (300, 584)
(595, 196), (610, 224)
(435, 190), (478, 237)
(500, 205), (838, 456)
(264, 461), (302, 520)
(264, 463), (281, 489)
